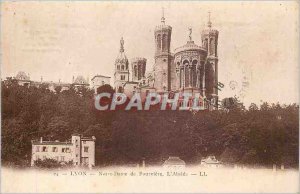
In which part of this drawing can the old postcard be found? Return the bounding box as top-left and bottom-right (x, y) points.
(1, 1), (299, 193)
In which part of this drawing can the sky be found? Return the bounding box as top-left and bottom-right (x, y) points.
(1, 1), (299, 106)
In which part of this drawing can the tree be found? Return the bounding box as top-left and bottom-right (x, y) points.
(34, 158), (73, 169)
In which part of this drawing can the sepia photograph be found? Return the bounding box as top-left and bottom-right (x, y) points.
(1, 1), (299, 193)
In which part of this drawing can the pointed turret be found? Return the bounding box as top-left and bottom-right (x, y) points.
(114, 37), (130, 92)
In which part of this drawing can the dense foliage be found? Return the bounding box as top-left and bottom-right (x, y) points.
(34, 158), (73, 169)
(1, 81), (299, 168)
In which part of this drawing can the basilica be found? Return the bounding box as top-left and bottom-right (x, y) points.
(114, 12), (219, 108)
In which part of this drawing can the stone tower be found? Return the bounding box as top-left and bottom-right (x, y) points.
(131, 57), (147, 82)
(153, 8), (173, 92)
(201, 12), (219, 105)
(114, 37), (130, 92)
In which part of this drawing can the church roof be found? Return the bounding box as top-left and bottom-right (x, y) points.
(115, 52), (128, 64)
(73, 75), (88, 85)
(174, 40), (206, 54)
(115, 37), (129, 65)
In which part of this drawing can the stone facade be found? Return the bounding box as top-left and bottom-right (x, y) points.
(31, 134), (96, 167)
(114, 11), (219, 109)
(91, 75), (111, 94)
(131, 58), (147, 82)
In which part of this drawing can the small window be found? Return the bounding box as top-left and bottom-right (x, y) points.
(52, 147), (58, 152)
(61, 156), (65, 161)
(62, 148), (66, 153)
(76, 154), (78, 157)
(42, 146), (47, 152)
(55, 156), (59, 161)
(84, 146), (89, 153)
(83, 141), (86, 144)
(66, 148), (70, 153)
(36, 146), (40, 152)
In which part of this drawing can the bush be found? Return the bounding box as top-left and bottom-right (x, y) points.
(34, 158), (73, 169)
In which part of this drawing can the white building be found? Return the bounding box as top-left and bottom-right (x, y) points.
(31, 134), (96, 168)
(162, 156), (186, 169)
(91, 75), (111, 94)
(14, 71), (31, 86)
(200, 155), (222, 168)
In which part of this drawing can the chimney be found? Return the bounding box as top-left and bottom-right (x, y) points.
(40, 137), (43, 143)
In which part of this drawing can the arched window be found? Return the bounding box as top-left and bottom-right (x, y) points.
(182, 60), (190, 87)
(180, 68), (184, 88)
(192, 60), (198, 66)
(183, 60), (189, 66)
(162, 34), (167, 51)
(117, 65), (120, 70)
(157, 34), (161, 50)
(192, 64), (197, 87)
(210, 38), (214, 54)
(134, 65), (137, 77)
(121, 65), (124, 70)
(204, 38), (208, 50)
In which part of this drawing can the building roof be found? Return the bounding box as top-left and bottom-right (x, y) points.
(163, 156), (186, 166)
(174, 41), (206, 54)
(15, 71), (30, 81)
(32, 140), (72, 146)
(91, 75), (111, 80)
(131, 57), (147, 63)
(73, 75), (89, 85)
(115, 37), (129, 65)
(201, 155), (221, 164)
(155, 24), (172, 31)
(32, 135), (96, 145)
(123, 81), (139, 87)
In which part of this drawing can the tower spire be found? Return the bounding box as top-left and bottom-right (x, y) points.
(207, 11), (212, 28)
(161, 7), (165, 24)
(120, 37), (124, 52)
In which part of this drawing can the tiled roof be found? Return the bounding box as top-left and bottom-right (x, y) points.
(163, 156), (186, 165)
